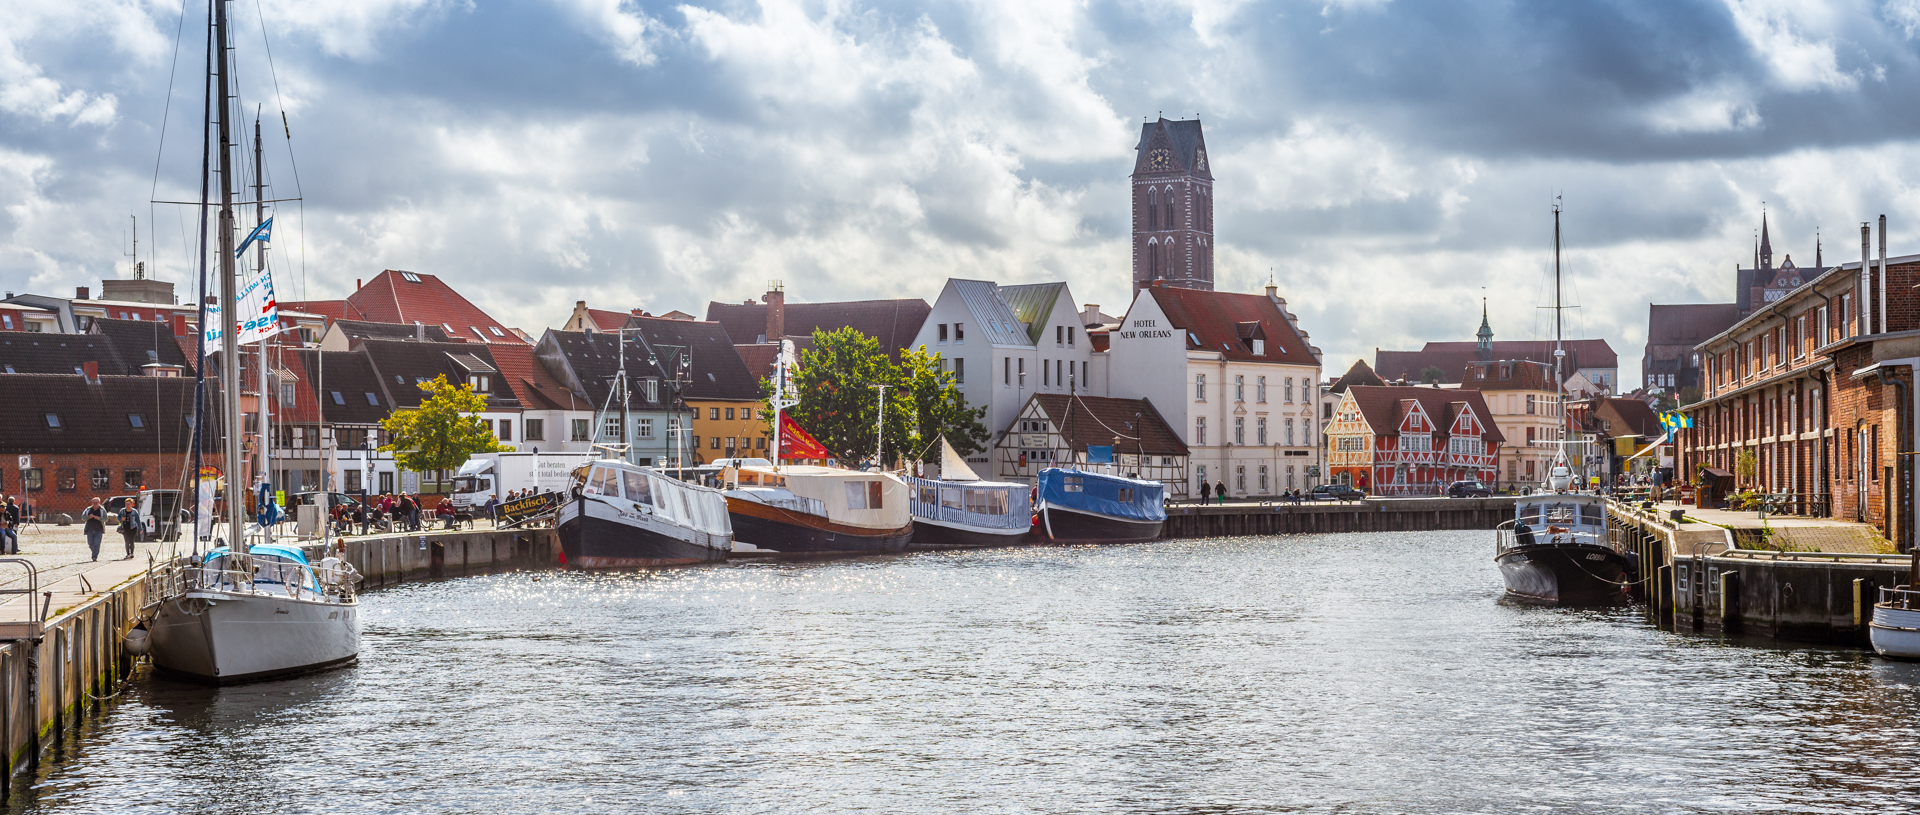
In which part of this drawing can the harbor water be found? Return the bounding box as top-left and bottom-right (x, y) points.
(10, 529), (1920, 813)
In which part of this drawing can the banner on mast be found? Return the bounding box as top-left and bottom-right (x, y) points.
(779, 414), (833, 460)
(202, 269), (281, 347)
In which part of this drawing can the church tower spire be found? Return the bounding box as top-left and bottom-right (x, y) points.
(1760, 209), (1773, 270)
(1476, 298), (1493, 362)
(1130, 116), (1214, 293)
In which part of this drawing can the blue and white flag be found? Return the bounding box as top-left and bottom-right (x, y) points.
(235, 217), (273, 258)
(203, 270), (282, 348)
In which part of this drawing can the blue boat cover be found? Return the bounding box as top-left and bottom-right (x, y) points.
(204, 543), (311, 566)
(1037, 468), (1166, 522)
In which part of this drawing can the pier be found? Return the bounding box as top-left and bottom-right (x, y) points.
(1162, 496), (1514, 537)
(1607, 500), (1915, 644)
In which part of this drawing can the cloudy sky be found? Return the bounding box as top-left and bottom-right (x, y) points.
(9, 0), (1920, 384)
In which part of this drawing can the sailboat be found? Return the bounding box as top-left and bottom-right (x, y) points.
(144, 0), (361, 683)
(1492, 202), (1630, 605)
(904, 437), (1033, 548)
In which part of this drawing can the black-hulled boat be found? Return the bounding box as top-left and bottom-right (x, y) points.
(1493, 460), (1629, 604)
(1035, 467), (1165, 543)
(557, 458), (733, 568)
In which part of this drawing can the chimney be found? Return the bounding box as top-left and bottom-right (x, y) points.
(414, 320), (424, 341)
(1266, 282), (1280, 302)
(356, 278), (362, 290)
(1879, 214), (1888, 335)
(172, 314), (189, 337)
(763, 280), (786, 344)
(76, 286), (90, 300)
(1081, 304), (1101, 325)
(82, 360), (99, 384)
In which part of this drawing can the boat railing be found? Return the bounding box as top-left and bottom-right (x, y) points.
(763, 495), (828, 517)
(1493, 519), (1611, 556)
(146, 554), (343, 606)
(1876, 585), (1920, 609)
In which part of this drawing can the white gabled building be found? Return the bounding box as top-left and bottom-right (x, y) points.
(1104, 282), (1325, 498)
(909, 279), (1095, 472)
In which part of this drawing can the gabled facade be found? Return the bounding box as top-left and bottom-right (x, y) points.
(620, 315), (765, 465)
(1462, 358), (1561, 490)
(534, 330), (688, 466)
(1105, 283), (1325, 497)
(910, 279), (1093, 469)
(283, 269), (526, 346)
(1324, 385), (1504, 495)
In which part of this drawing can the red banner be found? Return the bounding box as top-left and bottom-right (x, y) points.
(779, 414), (834, 460)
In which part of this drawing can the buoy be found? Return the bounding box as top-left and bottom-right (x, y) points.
(124, 626), (151, 656)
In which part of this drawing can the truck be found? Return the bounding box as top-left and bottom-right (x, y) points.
(450, 452), (600, 510)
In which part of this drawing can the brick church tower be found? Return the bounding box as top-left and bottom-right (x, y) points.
(1132, 117), (1214, 293)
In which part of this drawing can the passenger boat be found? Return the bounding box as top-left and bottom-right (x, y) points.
(146, 544), (361, 683)
(1035, 467), (1165, 543)
(723, 462), (914, 555)
(1869, 583), (1920, 659)
(1492, 459), (1630, 604)
(557, 457), (733, 568)
(905, 438), (1032, 548)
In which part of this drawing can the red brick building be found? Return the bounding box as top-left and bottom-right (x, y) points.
(1131, 117), (1214, 293)
(0, 370), (217, 519)
(1679, 237), (1919, 549)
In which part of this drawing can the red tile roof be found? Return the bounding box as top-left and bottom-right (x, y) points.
(1344, 385), (1506, 445)
(305, 270), (524, 345)
(1375, 339), (1617, 385)
(734, 344), (781, 383)
(1329, 358), (1384, 394)
(1145, 287), (1316, 363)
(705, 298), (930, 357)
(585, 309), (629, 332)
(486, 342), (590, 412)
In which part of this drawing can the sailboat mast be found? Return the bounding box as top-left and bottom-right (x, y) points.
(1553, 201), (1565, 445)
(214, 0), (245, 554)
(253, 114), (270, 529)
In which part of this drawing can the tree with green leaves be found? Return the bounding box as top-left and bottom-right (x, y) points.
(899, 343), (990, 457)
(380, 374), (511, 490)
(1420, 364), (1447, 384)
(769, 328), (992, 467)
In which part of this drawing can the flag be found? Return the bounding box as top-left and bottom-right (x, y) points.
(779, 413), (833, 460)
(202, 269), (281, 347)
(235, 217), (273, 258)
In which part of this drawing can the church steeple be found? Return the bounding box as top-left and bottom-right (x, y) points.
(1760, 210), (1772, 270)
(1476, 298), (1493, 362)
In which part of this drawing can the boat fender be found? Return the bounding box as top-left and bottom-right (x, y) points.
(124, 625), (151, 656)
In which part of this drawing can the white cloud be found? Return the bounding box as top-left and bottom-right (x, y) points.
(1722, 0), (1858, 91)
(256, 0), (461, 60)
(1643, 83), (1762, 134)
(556, 0), (663, 65)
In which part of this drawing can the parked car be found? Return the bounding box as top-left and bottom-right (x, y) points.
(1446, 480), (1492, 498)
(1311, 484), (1367, 501)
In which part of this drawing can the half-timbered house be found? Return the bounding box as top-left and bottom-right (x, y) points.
(1324, 385), (1503, 495)
(993, 393), (1190, 498)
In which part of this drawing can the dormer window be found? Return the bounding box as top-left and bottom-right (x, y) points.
(470, 375), (490, 392)
(1252, 339), (1264, 355)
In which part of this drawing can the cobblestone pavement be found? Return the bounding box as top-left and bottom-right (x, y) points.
(0, 525), (185, 591)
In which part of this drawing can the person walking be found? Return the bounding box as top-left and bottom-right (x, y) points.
(1215, 480), (1227, 506)
(397, 494), (415, 532)
(116, 499), (142, 559)
(1199, 481), (1211, 504)
(1, 496), (18, 555)
(81, 497), (106, 562)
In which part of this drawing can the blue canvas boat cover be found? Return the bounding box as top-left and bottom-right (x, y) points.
(1037, 468), (1166, 522)
(204, 543), (311, 566)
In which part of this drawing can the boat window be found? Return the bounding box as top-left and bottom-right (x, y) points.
(1580, 503), (1603, 525)
(1063, 476), (1083, 493)
(1545, 504), (1576, 525)
(868, 481), (884, 509)
(1118, 488), (1133, 502)
(941, 488), (962, 509)
(587, 466), (618, 496)
(918, 485), (938, 505)
(965, 489), (987, 514)
(623, 469), (651, 505)
(1517, 504), (1541, 526)
(987, 490), (1008, 515)
(846, 481), (868, 510)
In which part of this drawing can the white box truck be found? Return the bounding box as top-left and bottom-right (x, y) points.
(451, 452), (599, 510)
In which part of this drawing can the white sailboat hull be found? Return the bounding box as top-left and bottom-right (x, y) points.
(1871, 605), (1920, 660)
(148, 589), (360, 683)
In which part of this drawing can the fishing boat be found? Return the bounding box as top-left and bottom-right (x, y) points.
(723, 463), (914, 555)
(905, 438), (1032, 548)
(1492, 459), (1629, 604)
(1035, 467), (1165, 543)
(557, 457), (733, 568)
(1490, 201), (1629, 605)
(144, 0), (361, 683)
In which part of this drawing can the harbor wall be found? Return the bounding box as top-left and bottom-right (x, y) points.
(1607, 502), (1913, 645)
(1162, 497), (1515, 538)
(1, 527), (559, 795)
